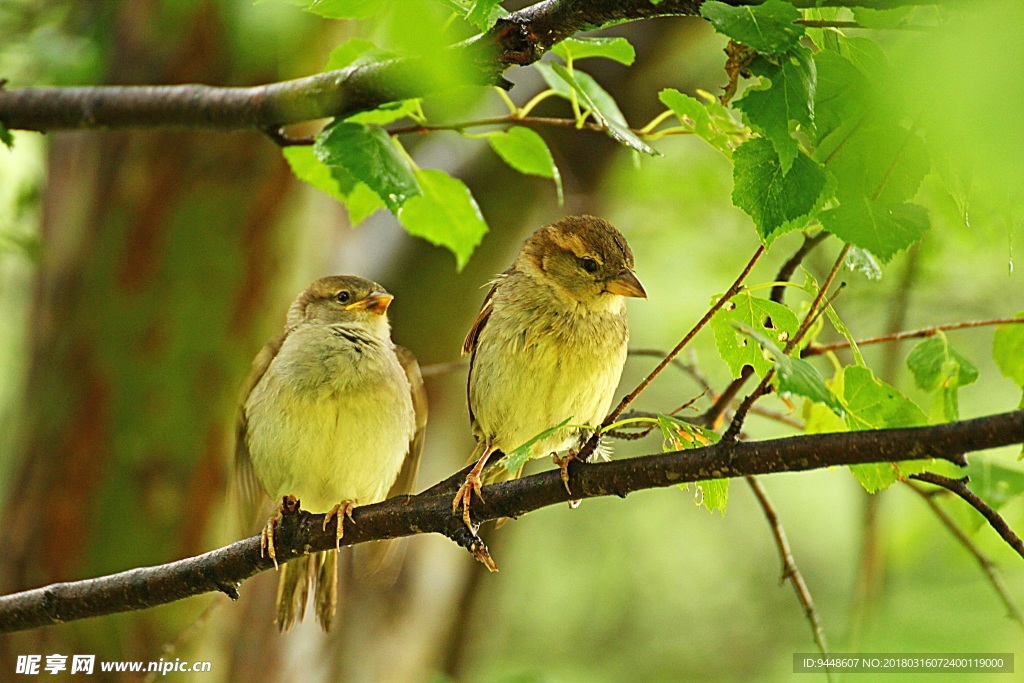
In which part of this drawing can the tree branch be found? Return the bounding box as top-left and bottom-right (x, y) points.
(0, 0), (943, 134)
(803, 317), (1024, 357)
(904, 481), (1024, 630)
(909, 471), (1024, 561)
(0, 409), (1019, 633)
(746, 477), (833, 681)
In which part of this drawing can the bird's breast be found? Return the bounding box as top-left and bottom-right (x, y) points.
(469, 301), (628, 456)
(245, 329), (415, 512)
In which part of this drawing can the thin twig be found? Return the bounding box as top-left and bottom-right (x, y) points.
(748, 406), (804, 430)
(746, 477), (833, 678)
(904, 480), (1024, 630)
(704, 233), (830, 429)
(909, 472), (1024, 561)
(804, 317), (1024, 357)
(723, 244), (851, 441)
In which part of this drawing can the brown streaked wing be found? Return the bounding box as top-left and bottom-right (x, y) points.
(386, 345), (428, 499)
(234, 332), (286, 532)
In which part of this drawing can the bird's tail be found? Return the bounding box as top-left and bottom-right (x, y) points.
(275, 550), (338, 631)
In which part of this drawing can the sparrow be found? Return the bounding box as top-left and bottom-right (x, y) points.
(454, 215), (646, 529)
(235, 275), (427, 631)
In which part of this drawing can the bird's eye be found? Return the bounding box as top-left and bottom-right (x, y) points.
(580, 257), (599, 273)
(337, 291), (350, 303)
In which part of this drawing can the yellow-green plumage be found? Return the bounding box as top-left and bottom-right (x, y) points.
(235, 276), (425, 631)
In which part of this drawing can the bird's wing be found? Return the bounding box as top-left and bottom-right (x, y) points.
(386, 345), (428, 499)
(461, 278), (499, 357)
(234, 332), (286, 531)
(463, 272), (509, 429)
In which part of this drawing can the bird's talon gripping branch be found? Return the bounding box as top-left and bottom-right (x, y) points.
(261, 495), (299, 569)
(322, 500), (357, 551)
(453, 446), (494, 531)
(552, 451), (582, 507)
(453, 471), (485, 531)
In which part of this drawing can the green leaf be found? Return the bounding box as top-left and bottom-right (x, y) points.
(852, 7), (915, 30)
(535, 62), (573, 100)
(803, 397), (847, 434)
(735, 46), (816, 172)
(314, 121), (420, 212)
(552, 37), (636, 66)
(967, 457), (1024, 512)
(345, 100), (421, 126)
(813, 51), (869, 145)
(0, 122), (12, 150)
(397, 169), (488, 270)
(694, 478), (730, 515)
(657, 414), (720, 452)
(548, 63), (659, 156)
(844, 366), (927, 431)
(819, 196), (929, 263)
(843, 366), (929, 492)
(732, 137), (831, 243)
(700, 0), (805, 54)
(710, 292), (799, 379)
(465, 0), (506, 30)
(324, 38), (385, 70)
(736, 324), (845, 416)
(844, 246), (882, 281)
(282, 146), (383, 226)
(499, 417), (574, 475)
(993, 313), (1024, 387)
(304, 0), (385, 19)
(659, 88), (745, 157)
(907, 334), (979, 392)
(818, 118), (929, 207)
(345, 181), (386, 225)
(487, 126), (563, 204)
(907, 333), (978, 422)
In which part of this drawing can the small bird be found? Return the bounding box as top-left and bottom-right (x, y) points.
(454, 215), (646, 529)
(235, 275), (426, 631)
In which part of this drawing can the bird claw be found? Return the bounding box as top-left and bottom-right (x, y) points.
(452, 472), (484, 531)
(261, 495), (300, 569)
(552, 452), (583, 508)
(323, 500), (357, 550)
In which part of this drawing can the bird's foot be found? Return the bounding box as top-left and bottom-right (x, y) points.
(261, 495), (299, 569)
(552, 451), (582, 507)
(452, 471), (484, 531)
(323, 500), (357, 550)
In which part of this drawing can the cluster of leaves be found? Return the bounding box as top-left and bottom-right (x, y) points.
(275, 1), (1024, 513)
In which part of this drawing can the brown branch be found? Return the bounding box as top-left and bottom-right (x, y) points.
(909, 472), (1024, 561)
(0, 409), (1020, 633)
(904, 480), (1024, 630)
(746, 477), (833, 677)
(804, 317), (1024, 357)
(0, 0), (944, 134)
(0, 0), (711, 133)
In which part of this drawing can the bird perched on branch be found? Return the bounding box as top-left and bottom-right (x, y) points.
(454, 215), (646, 530)
(235, 275), (426, 631)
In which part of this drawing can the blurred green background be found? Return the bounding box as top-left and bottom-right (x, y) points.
(0, 1), (1021, 681)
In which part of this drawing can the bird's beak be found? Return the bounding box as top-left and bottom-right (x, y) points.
(604, 269), (647, 299)
(345, 292), (394, 315)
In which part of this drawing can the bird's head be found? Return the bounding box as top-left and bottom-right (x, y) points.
(287, 275), (394, 338)
(519, 215), (646, 310)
